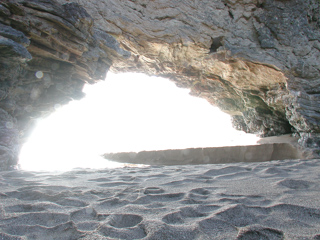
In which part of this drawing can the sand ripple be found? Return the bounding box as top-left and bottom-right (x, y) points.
(0, 159), (320, 239)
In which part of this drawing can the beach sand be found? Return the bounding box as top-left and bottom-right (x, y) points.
(0, 158), (320, 239)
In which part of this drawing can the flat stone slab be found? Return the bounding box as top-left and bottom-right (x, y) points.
(104, 141), (305, 165)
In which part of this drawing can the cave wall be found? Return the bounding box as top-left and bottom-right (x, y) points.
(0, 0), (319, 169)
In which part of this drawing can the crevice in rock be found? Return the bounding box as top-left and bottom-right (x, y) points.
(228, 10), (234, 20)
(257, 2), (265, 9)
(209, 36), (224, 53)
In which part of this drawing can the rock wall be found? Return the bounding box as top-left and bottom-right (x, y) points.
(0, 0), (130, 169)
(0, 0), (319, 169)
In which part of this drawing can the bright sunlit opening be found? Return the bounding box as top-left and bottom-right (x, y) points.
(19, 72), (260, 171)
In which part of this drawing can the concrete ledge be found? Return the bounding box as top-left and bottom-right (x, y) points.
(103, 143), (305, 165)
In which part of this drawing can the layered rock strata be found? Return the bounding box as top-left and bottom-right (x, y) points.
(0, 0), (129, 169)
(0, 0), (320, 169)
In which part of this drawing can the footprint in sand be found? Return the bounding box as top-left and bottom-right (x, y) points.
(147, 174), (170, 178)
(88, 177), (112, 182)
(204, 166), (251, 177)
(4, 202), (64, 213)
(6, 221), (83, 240)
(180, 198), (206, 205)
(190, 188), (210, 196)
(269, 203), (320, 224)
(0, 212), (70, 227)
(97, 198), (129, 208)
(108, 214), (143, 228)
(162, 211), (185, 224)
(117, 176), (137, 181)
(70, 207), (98, 222)
(196, 204), (220, 213)
(215, 204), (269, 227)
(76, 221), (100, 231)
(55, 197), (88, 207)
(134, 192), (185, 204)
(237, 225), (284, 240)
(198, 217), (238, 239)
(143, 187), (165, 194)
(99, 223), (146, 239)
(5, 203), (46, 213)
(5, 190), (49, 201)
(87, 189), (113, 198)
(161, 178), (203, 186)
(99, 214), (147, 239)
(98, 182), (138, 187)
(277, 179), (314, 190)
(215, 171), (252, 180)
(187, 188), (210, 201)
(162, 207), (207, 225)
(178, 188), (211, 205)
(262, 167), (292, 176)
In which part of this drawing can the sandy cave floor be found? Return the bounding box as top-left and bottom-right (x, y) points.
(0, 158), (320, 239)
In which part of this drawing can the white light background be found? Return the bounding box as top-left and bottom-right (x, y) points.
(19, 73), (259, 171)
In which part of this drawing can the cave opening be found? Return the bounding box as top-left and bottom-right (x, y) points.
(18, 72), (260, 171)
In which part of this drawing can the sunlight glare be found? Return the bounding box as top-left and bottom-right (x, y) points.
(19, 72), (260, 171)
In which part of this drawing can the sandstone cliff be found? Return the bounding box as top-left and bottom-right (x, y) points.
(0, 0), (319, 169)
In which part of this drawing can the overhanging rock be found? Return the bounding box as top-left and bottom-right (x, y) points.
(0, 0), (320, 169)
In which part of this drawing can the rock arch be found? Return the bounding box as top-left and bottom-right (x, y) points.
(0, 0), (319, 169)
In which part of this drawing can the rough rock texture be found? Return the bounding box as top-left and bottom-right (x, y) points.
(0, 0), (129, 168)
(0, 0), (320, 169)
(54, 0), (320, 142)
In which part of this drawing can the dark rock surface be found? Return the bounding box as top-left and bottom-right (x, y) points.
(0, 0), (129, 169)
(0, 0), (320, 169)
